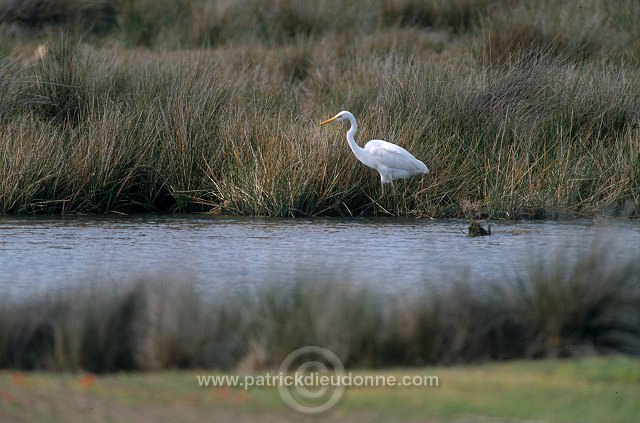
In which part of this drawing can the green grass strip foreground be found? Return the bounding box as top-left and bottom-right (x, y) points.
(1, 356), (638, 423)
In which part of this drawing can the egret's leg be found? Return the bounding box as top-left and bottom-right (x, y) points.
(359, 192), (381, 217)
(358, 199), (375, 217)
(359, 180), (385, 217)
(390, 180), (398, 214)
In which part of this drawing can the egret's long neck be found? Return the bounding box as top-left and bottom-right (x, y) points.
(345, 115), (370, 165)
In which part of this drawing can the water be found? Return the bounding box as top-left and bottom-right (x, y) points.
(1, 215), (639, 294)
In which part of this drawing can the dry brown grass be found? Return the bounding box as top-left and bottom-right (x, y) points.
(0, 2), (638, 217)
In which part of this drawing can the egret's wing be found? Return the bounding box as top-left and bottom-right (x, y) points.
(364, 140), (428, 173)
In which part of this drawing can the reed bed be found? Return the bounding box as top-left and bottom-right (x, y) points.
(3, 0), (639, 60)
(0, 247), (638, 372)
(0, 1), (638, 217)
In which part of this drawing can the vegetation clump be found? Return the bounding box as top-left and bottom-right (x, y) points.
(0, 1), (638, 218)
(468, 220), (491, 236)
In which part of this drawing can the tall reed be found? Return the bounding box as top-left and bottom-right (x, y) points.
(0, 1), (638, 217)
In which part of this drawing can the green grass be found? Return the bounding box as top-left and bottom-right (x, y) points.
(1, 357), (638, 422)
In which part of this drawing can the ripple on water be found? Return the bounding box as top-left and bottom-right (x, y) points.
(0, 215), (639, 294)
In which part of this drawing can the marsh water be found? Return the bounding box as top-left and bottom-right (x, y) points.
(1, 215), (639, 294)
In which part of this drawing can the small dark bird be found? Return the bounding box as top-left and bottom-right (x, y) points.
(468, 220), (491, 237)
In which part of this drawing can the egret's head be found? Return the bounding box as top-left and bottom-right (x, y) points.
(319, 110), (352, 126)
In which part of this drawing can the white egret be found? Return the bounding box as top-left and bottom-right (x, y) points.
(319, 110), (429, 213)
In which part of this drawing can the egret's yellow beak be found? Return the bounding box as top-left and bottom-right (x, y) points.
(319, 115), (338, 126)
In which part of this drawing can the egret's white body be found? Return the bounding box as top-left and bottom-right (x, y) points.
(319, 111), (429, 190)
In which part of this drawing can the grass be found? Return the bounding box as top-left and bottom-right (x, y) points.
(0, 246), (638, 372)
(1, 356), (639, 422)
(0, 1), (638, 217)
(2, 6), (638, 421)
